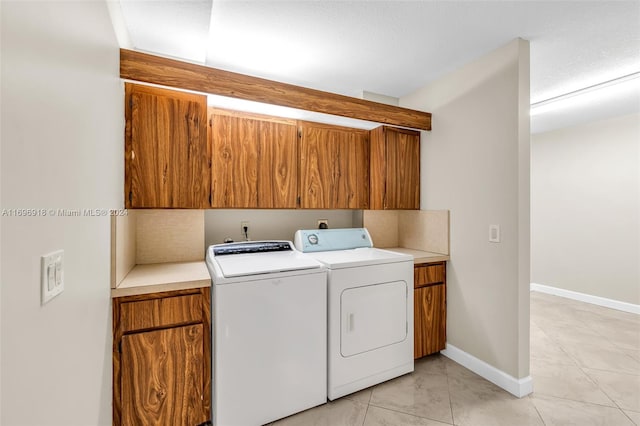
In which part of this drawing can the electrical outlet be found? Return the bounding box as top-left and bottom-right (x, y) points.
(41, 250), (64, 305)
(240, 221), (250, 239)
(317, 219), (329, 229)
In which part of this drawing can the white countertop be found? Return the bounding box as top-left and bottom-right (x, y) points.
(110, 248), (448, 298)
(111, 260), (211, 298)
(381, 247), (450, 264)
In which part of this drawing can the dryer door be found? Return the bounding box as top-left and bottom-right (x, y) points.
(340, 280), (408, 357)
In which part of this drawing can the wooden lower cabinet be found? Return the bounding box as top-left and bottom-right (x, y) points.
(113, 288), (211, 426)
(414, 262), (446, 359)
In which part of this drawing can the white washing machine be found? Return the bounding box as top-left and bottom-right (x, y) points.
(206, 241), (327, 426)
(294, 228), (414, 400)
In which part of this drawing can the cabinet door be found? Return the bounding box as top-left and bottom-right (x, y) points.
(211, 113), (297, 208)
(386, 127), (420, 209)
(121, 324), (206, 426)
(211, 114), (259, 208)
(414, 284), (446, 358)
(370, 126), (420, 210)
(125, 83), (209, 209)
(299, 121), (369, 209)
(258, 120), (298, 208)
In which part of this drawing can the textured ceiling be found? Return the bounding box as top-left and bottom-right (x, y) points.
(116, 0), (640, 133)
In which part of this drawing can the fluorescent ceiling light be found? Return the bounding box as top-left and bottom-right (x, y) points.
(531, 72), (640, 116)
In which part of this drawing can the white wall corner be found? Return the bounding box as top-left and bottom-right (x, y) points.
(516, 36), (532, 382)
(442, 344), (533, 398)
(531, 283), (640, 315)
(401, 37), (533, 389)
(106, 0), (133, 49)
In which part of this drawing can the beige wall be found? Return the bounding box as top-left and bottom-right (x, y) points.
(1, 2), (121, 424)
(205, 209), (361, 247)
(532, 113), (640, 305)
(401, 39), (531, 379)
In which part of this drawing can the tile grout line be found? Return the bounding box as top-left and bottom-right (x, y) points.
(535, 307), (639, 376)
(361, 401), (370, 426)
(532, 391), (622, 410)
(622, 410), (640, 426)
(528, 395), (548, 426)
(530, 319), (582, 368)
(534, 293), (639, 422)
(578, 365), (636, 414)
(532, 292), (640, 424)
(443, 360), (457, 426)
(554, 333), (640, 376)
(366, 402), (455, 425)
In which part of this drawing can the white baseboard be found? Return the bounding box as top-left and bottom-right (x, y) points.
(441, 344), (533, 398)
(531, 283), (640, 315)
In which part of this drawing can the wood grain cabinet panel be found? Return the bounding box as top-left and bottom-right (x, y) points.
(113, 288), (211, 426)
(414, 263), (446, 289)
(121, 325), (206, 426)
(414, 284), (446, 359)
(125, 83), (210, 209)
(258, 121), (298, 208)
(299, 121), (369, 209)
(210, 114), (259, 208)
(370, 126), (420, 210)
(414, 262), (446, 359)
(210, 112), (297, 208)
(120, 294), (202, 333)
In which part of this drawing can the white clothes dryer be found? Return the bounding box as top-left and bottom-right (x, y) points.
(294, 228), (414, 400)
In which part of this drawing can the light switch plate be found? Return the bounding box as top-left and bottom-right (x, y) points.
(489, 225), (501, 243)
(41, 250), (64, 305)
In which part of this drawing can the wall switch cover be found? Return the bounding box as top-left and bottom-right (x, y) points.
(41, 250), (64, 305)
(489, 225), (501, 243)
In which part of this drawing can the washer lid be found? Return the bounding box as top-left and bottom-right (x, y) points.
(307, 247), (412, 269)
(214, 250), (323, 278)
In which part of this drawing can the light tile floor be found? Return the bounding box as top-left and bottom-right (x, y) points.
(269, 292), (640, 426)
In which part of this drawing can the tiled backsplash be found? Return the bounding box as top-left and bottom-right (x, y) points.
(111, 208), (448, 289)
(111, 210), (205, 288)
(364, 210), (449, 254)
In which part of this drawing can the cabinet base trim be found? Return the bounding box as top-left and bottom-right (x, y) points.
(441, 344), (533, 398)
(531, 283), (640, 315)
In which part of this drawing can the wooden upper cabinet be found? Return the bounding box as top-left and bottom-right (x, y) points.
(298, 121), (369, 209)
(258, 120), (298, 208)
(370, 126), (420, 210)
(210, 110), (298, 208)
(125, 83), (210, 209)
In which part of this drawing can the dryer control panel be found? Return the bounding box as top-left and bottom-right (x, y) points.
(294, 228), (373, 253)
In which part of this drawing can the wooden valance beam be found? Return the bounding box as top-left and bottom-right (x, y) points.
(120, 49), (432, 131)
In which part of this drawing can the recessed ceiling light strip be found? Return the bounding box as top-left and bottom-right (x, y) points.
(531, 71), (640, 108)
